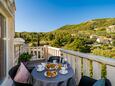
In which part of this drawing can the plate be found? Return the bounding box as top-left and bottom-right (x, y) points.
(59, 70), (68, 74)
(41, 63), (46, 67)
(44, 71), (57, 78)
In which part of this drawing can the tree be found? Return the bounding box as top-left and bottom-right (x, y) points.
(112, 40), (115, 46)
(37, 33), (41, 46)
(64, 37), (91, 53)
(79, 45), (91, 53)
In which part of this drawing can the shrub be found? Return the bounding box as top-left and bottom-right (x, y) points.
(79, 45), (91, 53)
(18, 52), (32, 63)
(112, 40), (115, 46)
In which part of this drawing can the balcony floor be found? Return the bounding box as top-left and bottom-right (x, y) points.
(2, 77), (13, 86)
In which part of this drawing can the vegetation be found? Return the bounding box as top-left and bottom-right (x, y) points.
(15, 18), (115, 58)
(18, 52), (32, 63)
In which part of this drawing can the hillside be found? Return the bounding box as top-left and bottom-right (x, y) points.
(15, 18), (115, 58)
(55, 18), (115, 31)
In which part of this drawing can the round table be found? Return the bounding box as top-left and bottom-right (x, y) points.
(31, 64), (74, 86)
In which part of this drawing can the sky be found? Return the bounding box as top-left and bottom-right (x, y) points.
(16, 0), (115, 32)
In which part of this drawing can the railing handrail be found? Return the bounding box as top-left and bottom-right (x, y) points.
(44, 45), (61, 51)
(46, 46), (115, 67)
(29, 46), (43, 49)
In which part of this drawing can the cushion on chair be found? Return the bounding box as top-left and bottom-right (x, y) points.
(78, 76), (97, 86)
(14, 62), (31, 84)
(93, 79), (105, 86)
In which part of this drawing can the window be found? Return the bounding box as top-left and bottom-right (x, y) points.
(0, 14), (6, 82)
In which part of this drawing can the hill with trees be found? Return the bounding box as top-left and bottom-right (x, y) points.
(15, 18), (115, 58)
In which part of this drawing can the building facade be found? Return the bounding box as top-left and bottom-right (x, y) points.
(0, 0), (16, 85)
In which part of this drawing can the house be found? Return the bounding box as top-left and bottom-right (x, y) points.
(106, 25), (115, 33)
(71, 34), (76, 37)
(96, 37), (112, 44)
(0, 0), (16, 85)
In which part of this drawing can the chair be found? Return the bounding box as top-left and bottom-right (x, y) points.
(105, 79), (111, 86)
(47, 56), (61, 63)
(58, 81), (65, 86)
(78, 76), (97, 86)
(78, 76), (111, 86)
(67, 77), (76, 86)
(9, 65), (20, 80)
(9, 64), (32, 86)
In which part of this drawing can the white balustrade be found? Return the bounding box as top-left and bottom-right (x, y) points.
(29, 46), (44, 60)
(43, 45), (115, 85)
(14, 45), (28, 64)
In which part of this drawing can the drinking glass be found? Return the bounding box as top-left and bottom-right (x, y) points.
(64, 57), (67, 62)
(64, 64), (68, 69)
(53, 60), (57, 64)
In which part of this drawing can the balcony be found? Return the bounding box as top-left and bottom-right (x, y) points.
(3, 45), (115, 86)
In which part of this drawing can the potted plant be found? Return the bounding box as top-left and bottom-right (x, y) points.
(18, 52), (32, 63)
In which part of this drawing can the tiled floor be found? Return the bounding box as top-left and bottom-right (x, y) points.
(1, 78), (13, 86)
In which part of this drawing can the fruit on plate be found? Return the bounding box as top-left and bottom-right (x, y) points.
(46, 71), (52, 77)
(45, 71), (57, 77)
(52, 71), (57, 77)
(46, 63), (57, 70)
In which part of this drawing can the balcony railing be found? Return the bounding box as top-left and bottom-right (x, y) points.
(14, 44), (29, 64)
(43, 45), (115, 86)
(28, 46), (44, 60)
(14, 45), (115, 86)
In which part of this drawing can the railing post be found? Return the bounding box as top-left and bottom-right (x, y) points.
(75, 57), (82, 85)
(107, 65), (115, 86)
(92, 61), (101, 79)
(71, 55), (76, 73)
(83, 59), (90, 77)
(44, 45), (48, 59)
(37, 47), (39, 59)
